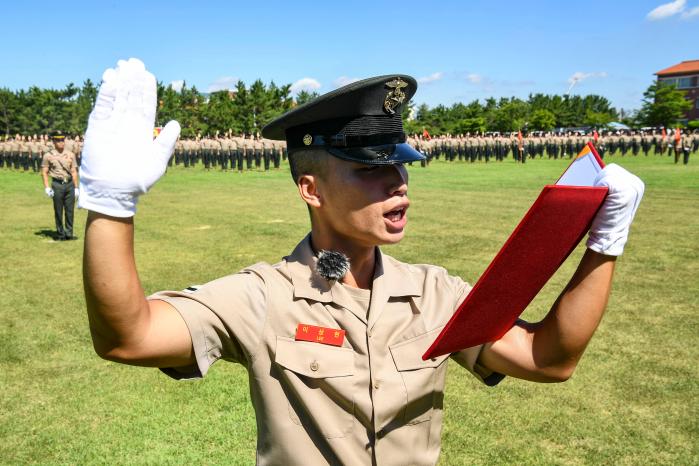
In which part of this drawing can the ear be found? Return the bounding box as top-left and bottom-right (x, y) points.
(298, 174), (322, 209)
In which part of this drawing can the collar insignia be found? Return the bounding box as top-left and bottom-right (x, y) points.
(384, 78), (408, 114)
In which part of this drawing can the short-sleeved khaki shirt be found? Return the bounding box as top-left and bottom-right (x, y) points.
(152, 235), (502, 466)
(41, 149), (76, 180)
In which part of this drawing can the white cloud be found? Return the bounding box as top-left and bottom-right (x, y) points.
(290, 77), (322, 94)
(333, 76), (360, 88)
(466, 73), (483, 84)
(207, 76), (238, 93)
(568, 71), (608, 84)
(681, 5), (699, 17)
(169, 80), (184, 92)
(567, 71), (607, 93)
(417, 72), (444, 84)
(647, 0), (686, 20)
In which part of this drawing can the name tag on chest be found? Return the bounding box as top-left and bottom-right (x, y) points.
(295, 324), (345, 347)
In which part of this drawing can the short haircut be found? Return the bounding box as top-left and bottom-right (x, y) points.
(288, 149), (329, 185)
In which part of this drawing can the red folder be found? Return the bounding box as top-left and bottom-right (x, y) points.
(423, 143), (608, 360)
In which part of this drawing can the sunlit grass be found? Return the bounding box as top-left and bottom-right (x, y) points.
(1, 152), (697, 465)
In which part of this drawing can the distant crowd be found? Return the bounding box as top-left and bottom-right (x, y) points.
(3, 128), (698, 173)
(409, 129), (699, 165)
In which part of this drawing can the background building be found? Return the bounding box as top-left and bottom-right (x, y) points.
(655, 60), (699, 122)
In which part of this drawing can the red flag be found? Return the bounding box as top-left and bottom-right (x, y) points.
(593, 130), (599, 143)
(517, 130), (523, 142)
(422, 128), (431, 140)
(674, 127), (681, 143)
(661, 127), (666, 138)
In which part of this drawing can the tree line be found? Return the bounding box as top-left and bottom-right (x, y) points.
(0, 78), (693, 138)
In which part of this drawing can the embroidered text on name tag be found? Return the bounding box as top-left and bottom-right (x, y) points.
(295, 324), (345, 347)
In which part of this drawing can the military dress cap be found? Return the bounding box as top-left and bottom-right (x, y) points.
(262, 74), (425, 165)
(51, 131), (66, 141)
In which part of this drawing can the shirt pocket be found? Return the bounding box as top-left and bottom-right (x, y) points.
(274, 336), (356, 439)
(389, 327), (449, 425)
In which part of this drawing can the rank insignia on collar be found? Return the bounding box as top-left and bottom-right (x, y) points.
(384, 78), (408, 114)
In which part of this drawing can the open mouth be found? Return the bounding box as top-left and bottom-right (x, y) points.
(384, 207), (406, 222)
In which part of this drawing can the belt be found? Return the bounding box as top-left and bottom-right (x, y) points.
(52, 177), (72, 184)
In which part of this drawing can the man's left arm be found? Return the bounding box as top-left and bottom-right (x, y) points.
(478, 164), (644, 383)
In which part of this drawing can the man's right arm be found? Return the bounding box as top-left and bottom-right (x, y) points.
(84, 212), (194, 367)
(80, 58), (187, 367)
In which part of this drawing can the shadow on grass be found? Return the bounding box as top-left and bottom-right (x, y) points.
(34, 229), (59, 240)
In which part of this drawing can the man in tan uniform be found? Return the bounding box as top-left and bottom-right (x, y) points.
(42, 132), (79, 240)
(79, 59), (644, 466)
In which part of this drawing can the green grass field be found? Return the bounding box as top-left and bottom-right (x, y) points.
(1, 153), (697, 465)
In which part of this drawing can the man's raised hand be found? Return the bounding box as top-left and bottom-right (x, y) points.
(587, 163), (644, 256)
(78, 58), (180, 218)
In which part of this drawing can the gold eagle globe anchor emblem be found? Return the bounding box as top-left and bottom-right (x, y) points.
(383, 78), (408, 114)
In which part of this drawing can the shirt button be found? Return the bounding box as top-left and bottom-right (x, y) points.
(373, 380), (380, 389)
(310, 361), (319, 372)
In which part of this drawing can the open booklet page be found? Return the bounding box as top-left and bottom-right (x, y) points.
(556, 144), (604, 186)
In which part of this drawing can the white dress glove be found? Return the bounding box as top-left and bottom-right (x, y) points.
(586, 164), (644, 256)
(45, 187), (54, 198)
(78, 58), (180, 217)
(74, 187), (80, 198)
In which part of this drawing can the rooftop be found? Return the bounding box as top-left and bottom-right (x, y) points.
(655, 60), (699, 76)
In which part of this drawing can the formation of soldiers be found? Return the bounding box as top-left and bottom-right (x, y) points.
(0, 134), (82, 172)
(3, 129), (699, 173)
(409, 129), (699, 165)
(172, 133), (288, 171)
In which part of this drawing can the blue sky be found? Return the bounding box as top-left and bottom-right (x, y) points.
(1, 0), (697, 111)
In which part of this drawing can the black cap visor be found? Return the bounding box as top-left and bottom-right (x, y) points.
(326, 143), (425, 165)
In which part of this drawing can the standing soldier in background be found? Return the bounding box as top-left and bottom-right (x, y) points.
(184, 138), (192, 168)
(242, 134), (252, 170)
(262, 136), (273, 171)
(253, 134), (263, 170)
(0, 136), (9, 169)
(202, 135), (212, 170)
(618, 132), (628, 157)
(10, 135), (20, 170)
(213, 134), (225, 170)
(75, 136), (84, 166)
(19, 135), (31, 172)
(483, 133), (492, 163)
(273, 139), (283, 169)
(213, 133), (223, 169)
(232, 134), (243, 172)
(222, 133), (229, 169)
(516, 131), (524, 163)
(652, 131), (661, 156)
(30, 135), (43, 172)
(630, 132), (640, 156)
(65, 135), (76, 163)
(658, 129), (667, 156)
(641, 131), (651, 156)
(564, 132), (574, 158)
(606, 132), (617, 156)
(681, 130), (691, 165)
(596, 132), (607, 159)
(41, 132), (79, 241)
(673, 128), (682, 164)
(174, 138), (183, 166)
(194, 134), (203, 167)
